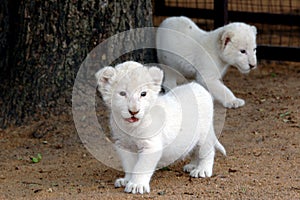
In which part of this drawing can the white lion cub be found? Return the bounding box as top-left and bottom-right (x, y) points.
(156, 16), (257, 108)
(95, 61), (226, 194)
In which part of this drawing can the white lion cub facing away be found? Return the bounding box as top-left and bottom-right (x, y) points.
(156, 16), (257, 108)
(95, 61), (226, 194)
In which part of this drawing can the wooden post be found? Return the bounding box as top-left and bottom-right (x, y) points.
(214, 0), (228, 28)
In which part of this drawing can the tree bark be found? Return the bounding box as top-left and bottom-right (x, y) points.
(0, 0), (154, 128)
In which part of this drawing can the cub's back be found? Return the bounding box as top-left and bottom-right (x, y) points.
(158, 16), (207, 37)
(156, 17), (211, 78)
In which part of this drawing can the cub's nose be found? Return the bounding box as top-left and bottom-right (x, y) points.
(129, 110), (139, 115)
(249, 64), (256, 69)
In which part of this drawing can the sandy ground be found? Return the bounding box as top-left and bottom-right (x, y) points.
(0, 61), (299, 200)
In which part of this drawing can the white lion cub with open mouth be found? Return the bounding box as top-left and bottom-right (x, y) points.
(95, 61), (226, 194)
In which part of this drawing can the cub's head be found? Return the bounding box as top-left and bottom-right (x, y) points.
(95, 61), (163, 125)
(219, 22), (257, 73)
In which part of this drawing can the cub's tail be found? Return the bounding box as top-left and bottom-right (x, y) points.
(215, 140), (226, 156)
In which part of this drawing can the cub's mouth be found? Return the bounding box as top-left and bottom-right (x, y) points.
(125, 116), (139, 123)
(237, 66), (251, 74)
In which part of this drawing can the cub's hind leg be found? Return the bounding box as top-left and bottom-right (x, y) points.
(189, 144), (215, 178)
(188, 126), (218, 178)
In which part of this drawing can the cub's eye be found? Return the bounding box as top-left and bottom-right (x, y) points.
(119, 91), (126, 96)
(140, 91), (147, 97)
(240, 49), (247, 54)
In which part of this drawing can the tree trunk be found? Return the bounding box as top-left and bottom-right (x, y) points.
(0, 0), (154, 128)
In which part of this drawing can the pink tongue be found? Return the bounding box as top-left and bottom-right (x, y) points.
(126, 117), (139, 123)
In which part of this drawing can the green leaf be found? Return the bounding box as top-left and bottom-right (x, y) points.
(271, 72), (277, 78)
(31, 153), (42, 163)
(32, 157), (39, 163)
(37, 153), (42, 160)
(160, 167), (170, 171)
(280, 111), (291, 118)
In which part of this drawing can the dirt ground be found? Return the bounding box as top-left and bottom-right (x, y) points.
(0, 61), (299, 200)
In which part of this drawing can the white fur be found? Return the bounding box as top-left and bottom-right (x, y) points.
(96, 61), (226, 194)
(156, 16), (257, 108)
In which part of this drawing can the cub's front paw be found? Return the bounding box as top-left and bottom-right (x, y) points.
(124, 181), (150, 194)
(115, 178), (128, 188)
(224, 98), (245, 109)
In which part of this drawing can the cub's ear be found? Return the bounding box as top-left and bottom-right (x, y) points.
(251, 25), (257, 35)
(148, 67), (164, 86)
(220, 30), (234, 50)
(95, 66), (116, 87)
